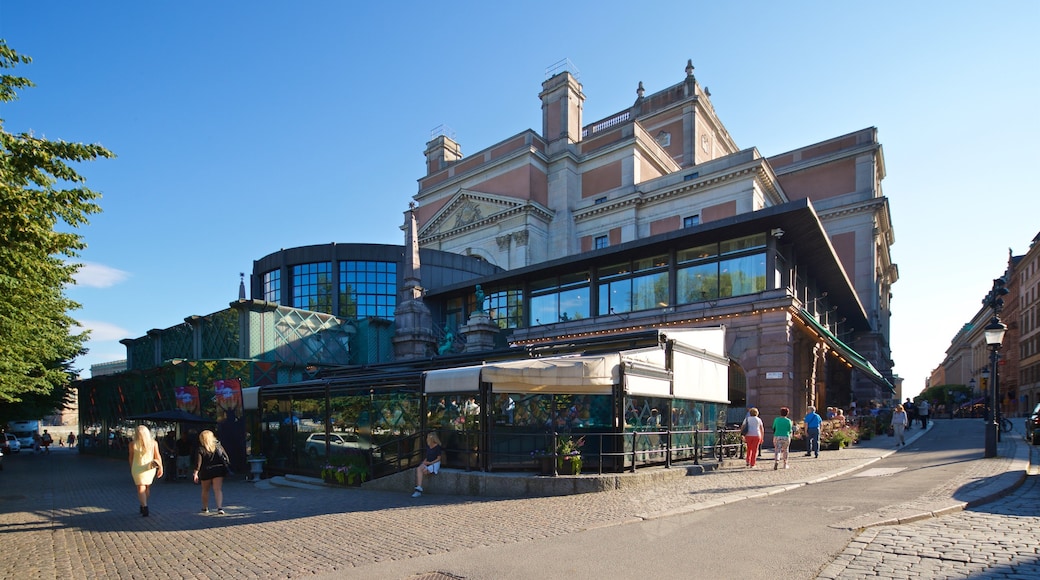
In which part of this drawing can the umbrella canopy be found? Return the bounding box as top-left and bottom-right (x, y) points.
(126, 409), (213, 424)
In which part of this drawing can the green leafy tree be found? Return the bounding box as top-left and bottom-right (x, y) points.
(0, 40), (114, 405)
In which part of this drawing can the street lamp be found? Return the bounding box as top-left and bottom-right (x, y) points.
(983, 316), (1007, 458)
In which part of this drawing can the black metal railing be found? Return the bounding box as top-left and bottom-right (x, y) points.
(365, 425), (747, 479)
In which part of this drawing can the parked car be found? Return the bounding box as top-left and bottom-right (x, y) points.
(3, 433), (20, 454)
(1025, 403), (1040, 444)
(304, 432), (379, 458)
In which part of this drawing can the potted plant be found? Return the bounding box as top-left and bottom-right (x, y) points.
(531, 448), (556, 475)
(556, 435), (584, 475)
(531, 434), (585, 475)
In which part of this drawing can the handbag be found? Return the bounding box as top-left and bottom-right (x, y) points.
(217, 443), (234, 476)
(740, 420), (749, 436)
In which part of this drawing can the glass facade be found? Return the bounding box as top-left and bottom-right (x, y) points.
(259, 386), (420, 478)
(339, 261), (397, 320)
(485, 288), (523, 329)
(623, 396), (725, 468)
(597, 255), (670, 315)
(292, 262), (333, 313)
(677, 234), (767, 304)
(530, 272), (589, 325)
(262, 269), (281, 303)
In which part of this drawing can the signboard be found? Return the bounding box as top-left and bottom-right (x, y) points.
(765, 372), (784, 380)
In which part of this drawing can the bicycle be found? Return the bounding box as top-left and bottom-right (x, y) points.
(999, 416), (1013, 434)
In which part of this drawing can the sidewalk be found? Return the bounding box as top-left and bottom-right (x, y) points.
(0, 418), (1030, 579)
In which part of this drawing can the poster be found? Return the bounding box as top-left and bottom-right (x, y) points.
(175, 386), (200, 415)
(213, 378), (243, 420)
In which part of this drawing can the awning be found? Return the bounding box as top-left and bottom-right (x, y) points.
(961, 397), (985, 408)
(423, 365), (483, 394)
(799, 310), (894, 393)
(243, 386), (260, 411)
(481, 354), (620, 394)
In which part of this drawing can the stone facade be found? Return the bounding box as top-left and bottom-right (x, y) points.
(412, 60), (897, 414)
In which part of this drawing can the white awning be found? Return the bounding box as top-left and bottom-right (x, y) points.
(242, 386), (261, 411)
(482, 354), (620, 394)
(423, 365), (483, 394)
(624, 373), (671, 397)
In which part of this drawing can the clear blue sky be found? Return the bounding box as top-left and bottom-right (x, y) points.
(2, 1), (1037, 394)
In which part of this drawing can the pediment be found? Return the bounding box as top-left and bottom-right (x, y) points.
(419, 190), (527, 238)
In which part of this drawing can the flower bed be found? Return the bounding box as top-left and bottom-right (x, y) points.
(321, 455), (370, 486)
(792, 419), (859, 450)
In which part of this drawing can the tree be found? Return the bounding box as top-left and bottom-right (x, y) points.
(0, 40), (114, 404)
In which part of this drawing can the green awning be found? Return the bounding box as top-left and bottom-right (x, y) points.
(799, 310), (894, 393)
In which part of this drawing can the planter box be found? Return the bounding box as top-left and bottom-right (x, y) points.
(558, 457), (581, 475)
(537, 457), (555, 476)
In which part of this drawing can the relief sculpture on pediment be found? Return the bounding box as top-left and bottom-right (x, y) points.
(453, 200), (483, 228)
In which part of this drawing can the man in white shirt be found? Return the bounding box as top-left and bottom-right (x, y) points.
(918, 400), (930, 429)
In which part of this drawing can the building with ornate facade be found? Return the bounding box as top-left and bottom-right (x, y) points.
(412, 60), (896, 411)
(1018, 233), (1040, 413)
(77, 59), (899, 481)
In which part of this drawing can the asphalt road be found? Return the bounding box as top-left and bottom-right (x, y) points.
(344, 420), (1033, 580)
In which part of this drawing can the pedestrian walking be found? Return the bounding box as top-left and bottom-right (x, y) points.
(772, 407), (794, 470)
(193, 430), (230, 514)
(891, 404), (909, 446)
(741, 408), (765, 468)
(803, 406), (823, 458)
(129, 425), (163, 517)
(918, 399), (930, 428)
(905, 398), (918, 430)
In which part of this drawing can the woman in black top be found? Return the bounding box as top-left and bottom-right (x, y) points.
(193, 430), (229, 514)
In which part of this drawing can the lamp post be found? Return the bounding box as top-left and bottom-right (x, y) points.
(983, 316), (1007, 458)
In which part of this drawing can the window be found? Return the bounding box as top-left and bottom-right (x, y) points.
(262, 269), (281, 303)
(598, 255), (670, 315)
(339, 261), (397, 320)
(718, 253), (766, 297)
(292, 262), (333, 313)
(683, 215), (700, 228)
(485, 288), (524, 329)
(594, 235), (609, 249)
(530, 272), (589, 325)
(676, 234), (767, 304)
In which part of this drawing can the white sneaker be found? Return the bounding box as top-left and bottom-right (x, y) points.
(411, 491), (422, 498)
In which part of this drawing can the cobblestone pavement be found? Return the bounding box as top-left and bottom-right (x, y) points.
(0, 420), (1031, 579)
(817, 434), (1040, 580)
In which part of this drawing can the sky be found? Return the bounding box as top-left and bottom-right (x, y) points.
(1, 1), (1037, 394)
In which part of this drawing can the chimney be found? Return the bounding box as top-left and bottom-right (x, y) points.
(424, 129), (462, 175)
(539, 62), (584, 149)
